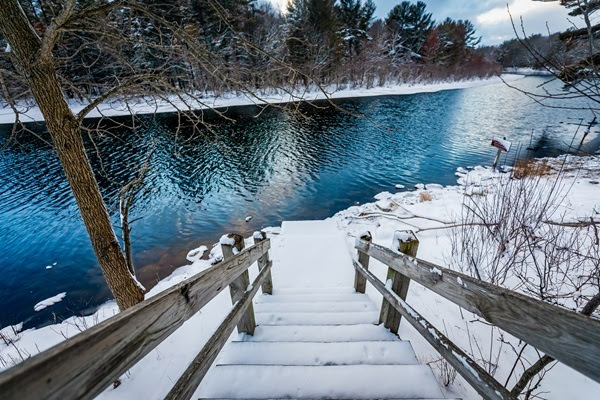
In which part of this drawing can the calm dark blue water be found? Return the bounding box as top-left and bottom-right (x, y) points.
(1, 77), (598, 328)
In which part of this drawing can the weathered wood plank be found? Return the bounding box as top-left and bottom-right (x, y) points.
(0, 240), (270, 400)
(222, 233), (256, 335)
(353, 231), (371, 293)
(354, 260), (514, 400)
(165, 259), (273, 400)
(253, 231), (273, 295)
(379, 231), (418, 334)
(356, 240), (600, 384)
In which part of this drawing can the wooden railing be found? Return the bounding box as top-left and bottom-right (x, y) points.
(0, 232), (273, 400)
(353, 230), (600, 400)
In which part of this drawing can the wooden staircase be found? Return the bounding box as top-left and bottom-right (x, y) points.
(197, 221), (452, 399)
(1, 221), (599, 400)
(198, 287), (452, 399)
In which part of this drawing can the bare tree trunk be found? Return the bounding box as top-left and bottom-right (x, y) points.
(0, 0), (144, 310)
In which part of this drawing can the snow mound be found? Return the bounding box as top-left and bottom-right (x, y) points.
(186, 246), (208, 262)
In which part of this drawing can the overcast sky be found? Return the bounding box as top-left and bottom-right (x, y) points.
(268, 0), (577, 45)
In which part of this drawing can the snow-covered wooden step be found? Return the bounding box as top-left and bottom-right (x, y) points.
(281, 220), (340, 235)
(255, 293), (371, 303)
(217, 341), (419, 366)
(254, 300), (376, 313)
(256, 311), (379, 325)
(239, 324), (398, 342)
(273, 287), (357, 295)
(272, 221), (355, 288)
(196, 364), (445, 399)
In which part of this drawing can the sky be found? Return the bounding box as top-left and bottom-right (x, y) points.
(267, 0), (576, 45)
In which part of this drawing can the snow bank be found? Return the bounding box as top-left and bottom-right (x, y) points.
(0, 75), (524, 124)
(333, 154), (600, 399)
(503, 67), (555, 76)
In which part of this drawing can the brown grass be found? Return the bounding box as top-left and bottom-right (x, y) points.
(419, 192), (432, 202)
(511, 159), (553, 179)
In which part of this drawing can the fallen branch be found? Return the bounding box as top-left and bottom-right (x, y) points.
(543, 218), (598, 228)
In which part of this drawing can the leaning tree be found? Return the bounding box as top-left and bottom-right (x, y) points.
(0, 0), (323, 310)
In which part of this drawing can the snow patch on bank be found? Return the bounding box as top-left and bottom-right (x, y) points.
(0, 75), (524, 124)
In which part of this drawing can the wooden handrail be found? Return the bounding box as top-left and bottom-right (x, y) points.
(353, 259), (514, 400)
(0, 239), (270, 400)
(165, 256), (273, 400)
(355, 239), (600, 385)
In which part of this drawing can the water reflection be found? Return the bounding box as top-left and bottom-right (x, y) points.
(0, 77), (598, 328)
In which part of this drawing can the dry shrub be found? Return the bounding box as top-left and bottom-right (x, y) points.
(511, 159), (553, 179)
(419, 191), (433, 202)
(428, 357), (458, 387)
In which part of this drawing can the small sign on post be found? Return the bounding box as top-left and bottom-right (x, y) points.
(491, 136), (512, 170)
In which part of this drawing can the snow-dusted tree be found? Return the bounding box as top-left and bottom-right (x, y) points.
(384, 0), (433, 63)
(335, 0), (375, 57)
(0, 0), (146, 310)
(435, 18), (481, 67)
(286, 0), (342, 82)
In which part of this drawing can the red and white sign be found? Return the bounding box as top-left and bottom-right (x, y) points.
(491, 137), (512, 152)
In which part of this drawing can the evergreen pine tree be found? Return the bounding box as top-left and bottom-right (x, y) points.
(286, 0), (342, 81)
(384, 1), (433, 63)
(335, 0), (375, 57)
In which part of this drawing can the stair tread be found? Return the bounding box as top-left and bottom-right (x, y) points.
(255, 301), (376, 313)
(240, 325), (398, 342)
(255, 293), (372, 304)
(256, 311), (379, 326)
(196, 364), (445, 399)
(273, 287), (357, 295)
(218, 341), (419, 366)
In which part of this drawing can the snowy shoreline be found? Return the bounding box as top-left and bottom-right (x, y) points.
(1, 153), (598, 399)
(0, 74), (524, 124)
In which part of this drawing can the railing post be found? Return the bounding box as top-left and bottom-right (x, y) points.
(221, 233), (256, 335)
(253, 231), (273, 295)
(354, 231), (372, 293)
(379, 230), (419, 334)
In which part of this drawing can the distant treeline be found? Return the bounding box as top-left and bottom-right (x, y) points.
(482, 33), (589, 71)
(0, 0), (504, 102)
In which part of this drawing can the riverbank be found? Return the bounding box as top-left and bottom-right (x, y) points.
(0, 74), (524, 124)
(1, 154), (598, 399)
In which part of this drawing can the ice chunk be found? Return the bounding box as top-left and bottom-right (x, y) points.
(425, 183), (443, 190)
(34, 292), (66, 312)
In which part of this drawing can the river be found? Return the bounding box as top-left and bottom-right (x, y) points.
(1, 76), (598, 328)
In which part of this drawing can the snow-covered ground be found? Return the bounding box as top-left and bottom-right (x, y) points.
(0, 74), (524, 124)
(1, 154), (599, 399)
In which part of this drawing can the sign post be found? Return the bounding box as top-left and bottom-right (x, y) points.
(491, 137), (512, 170)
